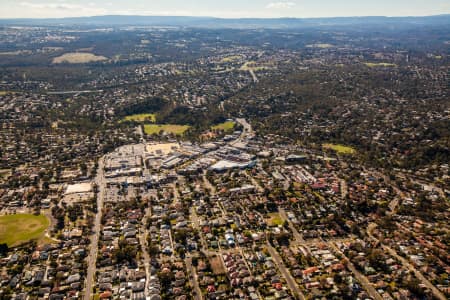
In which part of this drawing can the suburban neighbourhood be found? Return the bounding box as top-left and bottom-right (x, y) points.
(1, 117), (449, 300)
(0, 11), (449, 300)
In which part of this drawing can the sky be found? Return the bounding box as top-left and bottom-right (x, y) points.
(1, 0), (449, 19)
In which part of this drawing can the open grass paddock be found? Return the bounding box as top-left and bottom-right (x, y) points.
(52, 52), (107, 64)
(211, 121), (236, 132)
(0, 214), (50, 247)
(144, 124), (190, 135)
(364, 62), (397, 68)
(122, 113), (156, 123)
(323, 143), (356, 154)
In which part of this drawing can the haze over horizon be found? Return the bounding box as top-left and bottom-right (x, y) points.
(1, 0), (449, 19)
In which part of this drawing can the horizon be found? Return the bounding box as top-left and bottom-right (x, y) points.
(1, 0), (449, 19)
(1, 13), (450, 20)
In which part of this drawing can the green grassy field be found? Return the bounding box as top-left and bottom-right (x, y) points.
(211, 121), (236, 132)
(122, 113), (156, 123)
(220, 55), (242, 63)
(267, 213), (284, 227)
(364, 62), (397, 68)
(52, 52), (108, 64)
(240, 61), (274, 71)
(144, 124), (190, 135)
(323, 143), (356, 154)
(306, 43), (334, 48)
(0, 214), (50, 247)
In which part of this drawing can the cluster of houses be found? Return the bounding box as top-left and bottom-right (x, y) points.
(339, 240), (436, 299)
(1, 115), (449, 300)
(95, 202), (146, 299)
(0, 228), (89, 299)
(277, 242), (367, 298)
(374, 217), (450, 296)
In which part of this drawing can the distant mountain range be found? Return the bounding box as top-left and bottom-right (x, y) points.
(1, 15), (449, 28)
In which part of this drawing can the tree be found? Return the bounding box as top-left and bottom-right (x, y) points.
(159, 270), (175, 289)
(192, 256), (198, 267)
(368, 249), (388, 272)
(0, 243), (8, 256)
(148, 244), (159, 256)
(80, 162), (88, 176)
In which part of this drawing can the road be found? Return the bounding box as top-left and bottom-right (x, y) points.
(47, 90), (103, 95)
(244, 170), (264, 193)
(136, 124), (144, 139)
(228, 117), (254, 146)
(139, 206), (151, 296)
(235, 118), (253, 136)
(327, 242), (384, 300)
(81, 118), (253, 297)
(395, 171), (446, 198)
(278, 207), (381, 300)
(186, 255), (203, 300)
(202, 173), (217, 195)
(364, 168), (404, 214)
(382, 245), (446, 300)
(189, 207), (209, 253)
(84, 156), (106, 300)
(249, 69), (259, 83)
(279, 208), (306, 245)
(266, 244), (305, 300)
(202, 173), (227, 218)
(367, 223), (446, 300)
(340, 179), (348, 199)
